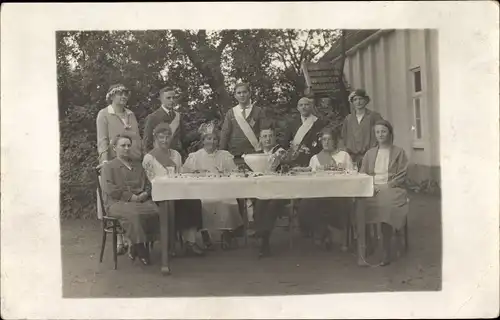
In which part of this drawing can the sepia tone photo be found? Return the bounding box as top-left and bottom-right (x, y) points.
(58, 28), (442, 297)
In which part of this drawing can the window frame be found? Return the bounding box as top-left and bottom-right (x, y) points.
(410, 66), (425, 149)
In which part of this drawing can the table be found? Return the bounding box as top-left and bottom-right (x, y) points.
(152, 173), (374, 275)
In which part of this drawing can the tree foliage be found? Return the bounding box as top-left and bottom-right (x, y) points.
(58, 29), (350, 219)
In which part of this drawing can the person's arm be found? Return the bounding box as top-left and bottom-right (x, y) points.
(387, 149), (408, 189)
(142, 168), (152, 200)
(343, 151), (354, 171)
(181, 153), (196, 173)
(339, 116), (349, 152)
(359, 150), (370, 174)
(221, 151), (238, 172)
(142, 114), (154, 154)
(130, 113), (144, 159)
(309, 155), (319, 172)
(96, 110), (110, 164)
(219, 111), (231, 151)
(142, 154), (156, 183)
(102, 162), (134, 202)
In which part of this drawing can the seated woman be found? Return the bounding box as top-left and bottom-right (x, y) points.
(101, 133), (159, 266)
(142, 123), (205, 257)
(298, 127), (354, 251)
(181, 121), (243, 248)
(356, 119), (409, 267)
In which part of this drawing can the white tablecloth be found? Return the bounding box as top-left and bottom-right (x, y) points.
(151, 173), (374, 201)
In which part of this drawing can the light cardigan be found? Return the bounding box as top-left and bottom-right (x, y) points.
(96, 105), (142, 163)
(360, 145), (408, 189)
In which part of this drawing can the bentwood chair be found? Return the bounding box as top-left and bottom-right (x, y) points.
(95, 166), (125, 270)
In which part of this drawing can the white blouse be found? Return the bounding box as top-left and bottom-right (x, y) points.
(182, 148), (237, 173)
(373, 148), (390, 185)
(308, 150), (354, 172)
(142, 149), (182, 182)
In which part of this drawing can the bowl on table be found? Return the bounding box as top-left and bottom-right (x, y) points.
(242, 153), (271, 173)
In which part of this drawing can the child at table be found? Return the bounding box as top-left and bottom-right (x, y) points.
(297, 126), (354, 251)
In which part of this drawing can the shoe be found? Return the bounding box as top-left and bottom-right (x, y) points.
(186, 242), (205, 257)
(258, 236), (271, 258)
(137, 243), (152, 266)
(128, 244), (137, 261)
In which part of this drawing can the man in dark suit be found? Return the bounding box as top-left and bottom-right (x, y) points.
(282, 97), (327, 167)
(219, 82), (266, 168)
(143, 86), (191, 158)
(253, 123), (289, 258)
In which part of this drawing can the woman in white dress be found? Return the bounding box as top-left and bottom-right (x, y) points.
(142, 123), (205, 257)
(181, 121), (243, 248)
(298, 126), (354, 251)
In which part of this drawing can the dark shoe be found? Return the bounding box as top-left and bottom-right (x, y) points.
(258, 236), (271, 258)
(137, 243), (152, 266)
(201, 230), (215, 251)
(186, 242), (205, 257)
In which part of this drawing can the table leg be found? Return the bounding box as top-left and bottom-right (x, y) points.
(355, 198), (367, 265)
(242, 198), (248, 247)
(289, 199), (295, 249)
(159, 201), (172, 275)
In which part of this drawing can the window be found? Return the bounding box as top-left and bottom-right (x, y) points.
(411, 67), (424, 148)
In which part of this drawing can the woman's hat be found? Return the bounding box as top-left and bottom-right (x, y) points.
(106, 84), (129, 102)
(198, 120), (219, 137)
(348, 89), (370, 103)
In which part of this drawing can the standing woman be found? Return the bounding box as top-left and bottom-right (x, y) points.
(96, 84), (143, 255)
(356, 120), (410, 266)
(142, 123), (205, 256)
(340, 89), (383, 169)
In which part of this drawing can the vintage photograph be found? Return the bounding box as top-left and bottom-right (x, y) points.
(57, 29), (442, 297)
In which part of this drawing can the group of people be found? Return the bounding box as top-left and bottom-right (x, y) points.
(96, 81), (410, 268)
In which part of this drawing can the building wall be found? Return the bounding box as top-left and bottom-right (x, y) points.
(340, 29), (440, 184)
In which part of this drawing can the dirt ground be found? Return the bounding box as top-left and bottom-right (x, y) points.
(61, 193), (441, 297)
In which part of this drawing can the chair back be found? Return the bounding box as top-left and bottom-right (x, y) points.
(95, 166), (108, 219)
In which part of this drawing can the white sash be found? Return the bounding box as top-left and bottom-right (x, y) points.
(233, 106), (262, 152)
(169, 111), (180, 135)
(292, 115), (318, 146)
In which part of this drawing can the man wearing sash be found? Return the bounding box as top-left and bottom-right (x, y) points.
(219, 82), (266, 168)
(219, 82), (266, 226)
(282, 97), (327, 167)
(143, 86), (189, 158)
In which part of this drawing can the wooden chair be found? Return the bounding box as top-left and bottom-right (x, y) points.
(95, 166), (125, 270)
(350, 197), (410, 256)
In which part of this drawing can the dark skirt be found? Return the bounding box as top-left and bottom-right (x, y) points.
(108, 200), (160, 244)
(361, 187), (409, 230)
(174, 199), (203, 231)
(298, 197), (352, 234)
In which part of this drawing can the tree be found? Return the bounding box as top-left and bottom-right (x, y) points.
(57, 29), (345, 219)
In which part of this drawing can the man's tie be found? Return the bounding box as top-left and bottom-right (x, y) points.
(242, 108), (247, 119)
